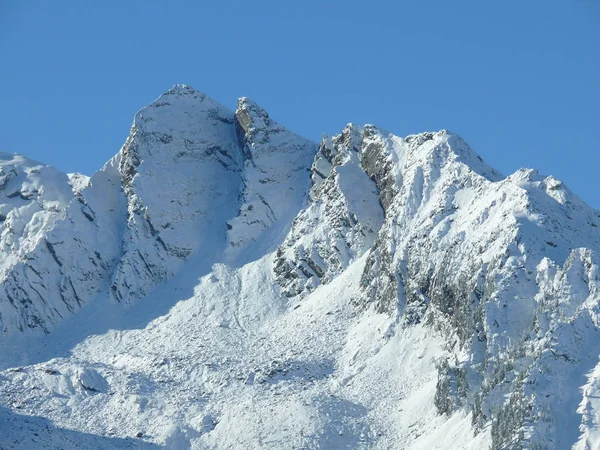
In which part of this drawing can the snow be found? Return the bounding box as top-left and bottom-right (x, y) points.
(225, 97), (316, 263)
(1, 85), (600, 449)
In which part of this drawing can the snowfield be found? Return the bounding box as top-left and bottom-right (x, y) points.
(0, 85), (599, 449)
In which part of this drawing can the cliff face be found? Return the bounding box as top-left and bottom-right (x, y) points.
(273, 124), (384, 298)
(1, 85), (599, 449)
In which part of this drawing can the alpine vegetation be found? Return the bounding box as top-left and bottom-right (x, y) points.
(1, 85), (599, 449)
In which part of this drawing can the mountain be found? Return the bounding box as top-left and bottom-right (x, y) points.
(1, 85), (599, 449)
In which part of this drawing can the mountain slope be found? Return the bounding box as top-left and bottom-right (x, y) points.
(0, 85), (599, 449)
(0, 152), (125, 335)
(110, 85), (244, 303)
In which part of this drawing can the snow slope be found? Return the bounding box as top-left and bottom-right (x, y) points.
(1, 85), (599, 449)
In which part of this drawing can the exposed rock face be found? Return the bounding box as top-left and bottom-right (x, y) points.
(1, 85), (600, 449)
(275, 122), (600, 447)
(273, 124), (383, 297)
(351, 130), (600, 448)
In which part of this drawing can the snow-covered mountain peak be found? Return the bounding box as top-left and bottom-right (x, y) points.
(401, 129), (503, 180)
(226, 97), (317, 262)
(2, 87), (600, 450)
(166, 83), (196, 93)
(0, 151), (121, 335)
(0, 152), (74, 233)
(233, 97), (315, 158)
(110, 86), (244, 303)
(132, 84), (233, 136)
(153, 83), (209, 102)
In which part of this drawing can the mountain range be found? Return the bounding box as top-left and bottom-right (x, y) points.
(1, 85), (599, 449)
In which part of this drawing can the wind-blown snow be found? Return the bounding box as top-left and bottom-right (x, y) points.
(1, 85), (599, 449)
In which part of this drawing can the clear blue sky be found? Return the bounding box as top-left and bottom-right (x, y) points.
(1, 1), (599, 207)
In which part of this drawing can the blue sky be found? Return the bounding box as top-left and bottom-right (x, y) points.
(1, 1), (599, 207)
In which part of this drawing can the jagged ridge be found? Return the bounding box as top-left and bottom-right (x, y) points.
(0, 85), (599, 450)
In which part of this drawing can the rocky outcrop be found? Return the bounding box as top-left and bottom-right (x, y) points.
(273, 124), (383, 297)
(351, 130), (600, 448)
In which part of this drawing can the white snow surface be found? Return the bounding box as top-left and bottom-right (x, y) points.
(1, 85), (600, 449)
